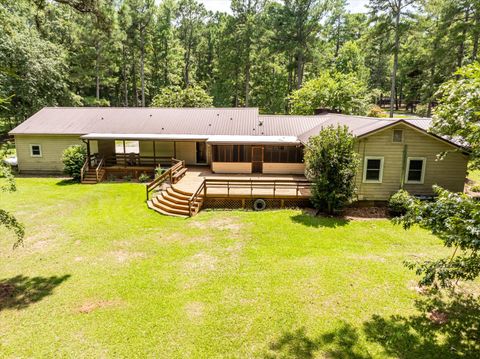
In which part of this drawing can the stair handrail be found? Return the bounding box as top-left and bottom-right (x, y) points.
(188, 178), (206, 217)
(80, 157), (89, 182)
(145, 159), (184, 201)
(95, 157), (105, 182)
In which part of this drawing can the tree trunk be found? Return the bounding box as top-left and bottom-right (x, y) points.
(184, 27), (193, 87)
(95, 41), (100, 101)
(472, 8), (480, 61)
(140, 27), (146, 107)
(245, 62), (250, 107)
(296, 52), (304, 90)
(427, 102), (432, 118)
(398, 82), (402, 109)
(122, 45), (128, 107)
(389, 0), (402, 118)
(334, 17), (341, 58)
(164, 38), (169, 86)
(132, 50), (139, 107)
(457, 9), (470, 68)
(244, 36), (251, 107)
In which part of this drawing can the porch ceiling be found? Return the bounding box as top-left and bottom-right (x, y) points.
(80, 133), (209, 141)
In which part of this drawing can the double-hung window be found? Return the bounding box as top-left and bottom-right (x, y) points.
(363, 156), (384, 183)
(30, 144), (42, 157)
(405, 157), (426, 184)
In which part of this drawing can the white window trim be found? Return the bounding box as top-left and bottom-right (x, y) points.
(392, 129), (404, 143)
(29, 144), (42, 158)
(363, 156), (384, 183)
(405, 157), (426, 184)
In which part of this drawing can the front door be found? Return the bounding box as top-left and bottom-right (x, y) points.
(251, 146), (263, 173)
(196, 142), (207, 164)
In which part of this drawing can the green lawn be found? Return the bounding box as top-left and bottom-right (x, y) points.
(467, 169), (480, 183)
(0, 178), (478, 358)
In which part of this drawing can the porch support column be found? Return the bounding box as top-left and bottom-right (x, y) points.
(153, 141), (156, 167)
(83, 139), (91, 169)
(173, 141), (177, 159)
(87, 140), (91, 168)
(123, 140), (126, 167)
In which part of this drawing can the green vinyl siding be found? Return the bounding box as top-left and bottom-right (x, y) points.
(355, 124), (468, 200)
(15, 135), (83, 174)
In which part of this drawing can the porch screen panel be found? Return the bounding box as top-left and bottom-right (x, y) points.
(264, 146), (304, 163)
(213, 145), (251, 162)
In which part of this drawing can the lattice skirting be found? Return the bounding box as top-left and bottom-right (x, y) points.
(203, 198), (311, 210)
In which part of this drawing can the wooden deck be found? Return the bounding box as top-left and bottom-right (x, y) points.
(173, 166), (311, 198)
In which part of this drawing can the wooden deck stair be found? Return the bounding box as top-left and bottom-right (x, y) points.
(147, 185), (203, 217)
(81, 168), (106, 184)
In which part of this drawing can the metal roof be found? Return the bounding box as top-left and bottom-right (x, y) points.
(9, 107), (260, 136)
(10, 107), (463, 149)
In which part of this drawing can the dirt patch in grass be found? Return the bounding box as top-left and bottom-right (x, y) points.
(189, 217), (244, 234)
(185, 301), (204, 319)
(77, 300), (123, 314)
(31, 240), (51, 250)
(183, 252), (218, 273)
(157, 232), (215, 245)
(407, 280), (430, 295)
(110, 251), (147, 264)
(343, 207), (389, 220)
(25, 224), (65, 251)
(348, 254), (387, 263)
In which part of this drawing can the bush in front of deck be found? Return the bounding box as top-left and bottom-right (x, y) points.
(62, 145), (87, 181)
(304, 125), (359, 214)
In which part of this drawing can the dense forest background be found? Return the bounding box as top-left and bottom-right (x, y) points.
(0, 0), (479, 129)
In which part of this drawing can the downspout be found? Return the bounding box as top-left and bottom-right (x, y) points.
(400, 144), (408, 189)
(82, 139), (91, 169)
(355, 139), (366, 201)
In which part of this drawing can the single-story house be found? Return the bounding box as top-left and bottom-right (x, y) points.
(9, 107), (469, 201)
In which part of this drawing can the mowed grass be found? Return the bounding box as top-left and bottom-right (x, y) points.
(0, 178), (476, 358)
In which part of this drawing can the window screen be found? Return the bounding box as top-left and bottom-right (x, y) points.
(212, 145), (251, 162)
(407, 159), (425, 182)
(264, 146), (304, 163)
(364, 157), (383, 182)
(30, 145), (42, 157)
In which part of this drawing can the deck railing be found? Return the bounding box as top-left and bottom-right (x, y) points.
(187, 180), (206, 216)
(187, 177), (312, 217)
(145, 158), (184, 200)
(202, 178), (312, 198)
(106, 154), (175, 168)
(95, 157), (105, 182)
(80, 154), (98, 182)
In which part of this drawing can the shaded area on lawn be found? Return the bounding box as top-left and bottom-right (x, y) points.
(55, 179), (78, 186)
(265, 292), (480, 359)
(290, 213), (350, 228)
(0, 274), (71, 311)
(265, 324), (370, 359)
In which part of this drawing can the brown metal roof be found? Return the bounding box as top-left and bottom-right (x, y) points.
(10, 107), (463, 149)
(9, 107), (260, 136)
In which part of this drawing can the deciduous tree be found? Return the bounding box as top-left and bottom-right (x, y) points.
(304, 125), (359, 214)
